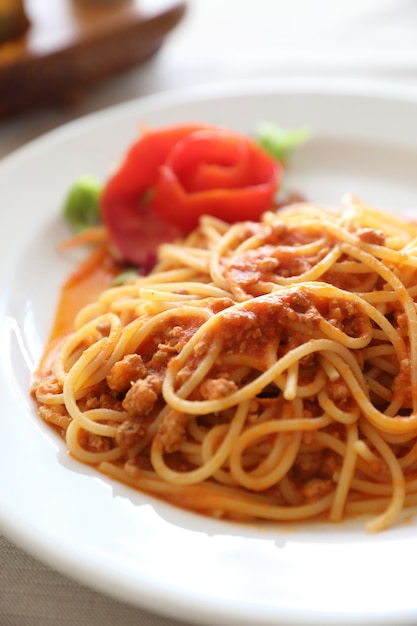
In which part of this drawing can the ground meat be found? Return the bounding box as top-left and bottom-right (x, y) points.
(391, 359), (412, 408)
(124, 455), (152, 478)
(199, 377), (238, 400)
(82, 391), (123, 412)
(357, 228), (386, 246)
(169, 326), (183, 339)
(292, 451), (323, 481)
(124, 458), (141, 479)
(327, 299), (364, 337)
(266, 221), (288, 241)
(122, 375), (161, 418)
(319, 452), (339, 478)
(176, 365), (194, 386)
(156, 410), (187, 453)
(289, 291), (313, 314)
(257, 257), (280, 273)
(394, 311), (408, 336)
(193, 337), (211, 357)
(32, 376), (63, 399)
(155, 326), (188, 355)
(115, 420), (146, 450)
(275, 251), (317, 278)
(302, 478), (334, 501)
(106, 354), (147, 392)
(327, 380), (350, 405)
(38, 404), (71, 431)
(82, 432), (112, 453)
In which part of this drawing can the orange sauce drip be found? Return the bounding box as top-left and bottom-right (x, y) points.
(36, 244), (122, 377)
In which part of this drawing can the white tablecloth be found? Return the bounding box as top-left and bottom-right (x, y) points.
(2, 1), (417, 624)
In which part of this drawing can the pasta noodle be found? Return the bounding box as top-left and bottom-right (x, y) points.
(32, 195), (417, 531)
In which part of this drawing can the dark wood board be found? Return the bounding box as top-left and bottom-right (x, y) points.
(0, 0), (187, 118)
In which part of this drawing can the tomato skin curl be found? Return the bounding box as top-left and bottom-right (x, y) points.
(100, 124), (281, 265)
(152, 129), (280, 231)
(100, 124), (204, 267)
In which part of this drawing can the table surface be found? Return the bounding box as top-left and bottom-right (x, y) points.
(2, 0), (417, 624)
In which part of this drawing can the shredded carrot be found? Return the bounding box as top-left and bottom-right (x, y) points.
(58, 225), (108, 250)
(66, 243), (113, 286)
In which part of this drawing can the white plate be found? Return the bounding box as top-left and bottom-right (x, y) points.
(2, 79), (417, 626)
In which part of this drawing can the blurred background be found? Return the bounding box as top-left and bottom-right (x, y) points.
(1, 0), (417, 159)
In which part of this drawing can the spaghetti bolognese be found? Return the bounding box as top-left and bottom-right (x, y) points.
(32, 195), (417, 531)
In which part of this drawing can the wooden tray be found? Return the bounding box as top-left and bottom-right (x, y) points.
(0, 0), (187, 119)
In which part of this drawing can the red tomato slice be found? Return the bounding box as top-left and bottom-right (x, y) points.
(152, 164), (279, 232)
(152, 130), (281, 231)
(165, 129), (250, 192)
(100, 124), (210, 265)
(100, 124), (281, 266)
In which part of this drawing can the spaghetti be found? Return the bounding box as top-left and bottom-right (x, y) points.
(32, 196), (417, 531)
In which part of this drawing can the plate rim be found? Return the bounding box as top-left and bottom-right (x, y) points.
(3, 77), (417, 626)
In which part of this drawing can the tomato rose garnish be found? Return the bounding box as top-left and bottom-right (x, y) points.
(100, 124), (281, 267)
